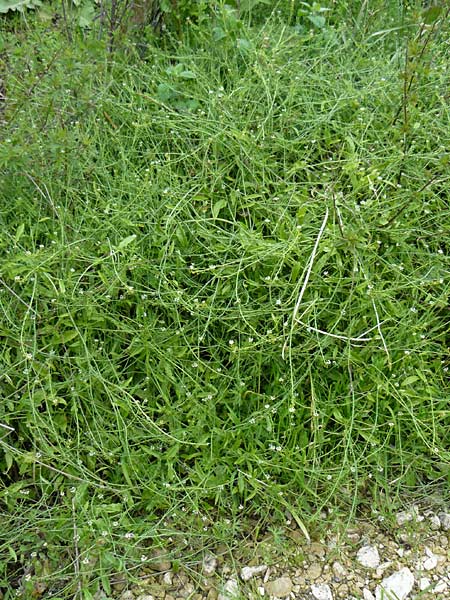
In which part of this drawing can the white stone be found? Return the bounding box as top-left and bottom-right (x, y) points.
(396, 507), (419, 526)
(423, 547), (438, 570)
(136, 595), (155, 600)
(162, 571), (173, 585)
(419, 577), (431, 591)
(332, 561), (346, 578)
(429, 514), (441, 530)
(218, 579), (239, 600)
(120, 593), (135, 600)
(434, 580), (447, 593)
(375, 567), (414, 600)
(311, 583), (333, 600)
(438, 512), (450, 530)
(357, 545), (380, 569)
(202, 553), (218, 576)
(363, 589), (375, 600)
(257, 586), (265, 596)
(240, 564), (267, 581)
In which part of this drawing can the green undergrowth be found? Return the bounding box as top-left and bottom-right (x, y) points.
(0, 1), (449, 597)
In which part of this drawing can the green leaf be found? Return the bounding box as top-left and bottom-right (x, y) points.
(212, 26), (227, 41)
(15, 223), (25, 242)
(402, 375), (420, 386)
(307, 14), (326, 28)
(78, 2), (96, 28)
(179, 70), (197, 80)
(117, 234), (137, 250)
(422, 6), (443, 25)
(156, 83), (175, 103)
(212, 199), (227, 219)
(237, 38), (252, 52)
(60, 330), (79, 344)
(0, 0), (41, 13)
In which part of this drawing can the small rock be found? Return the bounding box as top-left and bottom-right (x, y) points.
(362, 589), (375, 600)
(422, 547), (438, 570)
(136, 596), (155, 600)
(140, 584), (164, 598)
(218, 579), (239, 600)
(120, 592), (135, 600)
(162, 571), (173, 586)
(307, 562), (322, 580)
(203, 554), (218, 576)
(429, 515), (441, 530)
(434, 579), (447, 593)
(240, 565), (267, 582)
(150, 549), (171, 572)
(419, 577), (431, 591)
(265, 576), (293, 598)
(396, 507), (419, 526)
(179, 584), (195, 599)
(311, 583), (333, 600)
(332, 561), (346, 579)
(438, 512), (450, 530)
(357, 545), (380, 569)
(375, 567), (414, 600)
(346, 529), (361, 543)
(310, 542), (326, 558)
(257, 586), (265, 596)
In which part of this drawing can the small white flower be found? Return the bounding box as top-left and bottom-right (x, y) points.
(228, 339), (235, 346)
(275, 299), (282, 306)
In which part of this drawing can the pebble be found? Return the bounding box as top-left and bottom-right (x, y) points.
(332, 561), (346, 578)
(311, 583), (333, 600)
(307, 562), (323, 580)
(149, 549), (171, 573)
(429, 515), (441, 530)
(357, 545), (380, 569)
(438, 512), (450, 530)
(264, 576), (293, 598)
(362, 589), (375, 600)
(136, 596), (155, 600)
(218, 579), (239, 600)
(375, 567), (414, 600)
(202, 554), (218, 576)
(309, 542), (326, 558)
(419, 577), (431, 591)
(421, 547), (438, 570)
(396, 507), (419, 526)
(120, 592), (135, 600)
(240, 565), (267, 581)
(434, 579), (447, 593)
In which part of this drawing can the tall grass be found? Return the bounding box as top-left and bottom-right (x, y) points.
(0, 1), (449, 596)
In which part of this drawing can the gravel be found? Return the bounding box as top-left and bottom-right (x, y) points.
(110, 504), (449, 600)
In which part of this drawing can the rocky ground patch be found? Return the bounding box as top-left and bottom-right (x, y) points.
(105, 505), (450, 600)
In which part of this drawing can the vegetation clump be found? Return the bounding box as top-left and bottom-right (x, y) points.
(0, 1), (448, 597)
